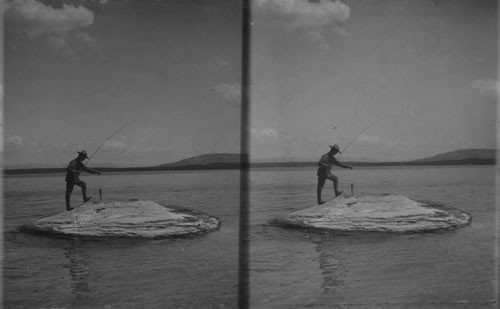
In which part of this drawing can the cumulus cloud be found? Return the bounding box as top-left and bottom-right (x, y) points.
(255, 0), (350, 41)
(251, 128), (279, 140)
(214, 83), (241, 102)
(472, 79), (499, 98)
(5, 0), (95, 48)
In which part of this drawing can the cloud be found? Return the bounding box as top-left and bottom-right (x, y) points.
(214, 83), (241, 102)
(75, 31), (93, 42)
(304, 30), (324, 42)
(0, 83), (3, 108)
(71, 144), (86, 152)
(47, 36), (66, 49)
(5, 0), (95, 48)
(102, 139), (126, 150)
(207, 59), (231, 71)
(6, 135), (23, 147)
(216, 59), (230, 67)
(357, 134), (381, 144)
(251, 128), (279, 140)
(255, 0), (350, 40)
(472, 79), (499, 98)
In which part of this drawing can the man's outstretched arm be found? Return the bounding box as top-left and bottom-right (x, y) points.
(83, 166), (101, 175)
(335, 161), (353, 169)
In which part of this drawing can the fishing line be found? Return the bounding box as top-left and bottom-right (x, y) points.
(337, 115), (389, 159)
(336, 108), (415, 158)
(86, 121), (136, 164)
(121, 126), (156, 157)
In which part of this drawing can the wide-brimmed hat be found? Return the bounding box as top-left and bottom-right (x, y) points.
(77, 150), (89, 159)
(329, 144), (341, 153)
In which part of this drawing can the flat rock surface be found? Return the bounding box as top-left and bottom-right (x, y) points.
(22, 200), (220, 238)
(279, 195), (471, 233)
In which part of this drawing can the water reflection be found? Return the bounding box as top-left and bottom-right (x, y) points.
(313, 236), (347, 295)
(63, 240), (91, 300)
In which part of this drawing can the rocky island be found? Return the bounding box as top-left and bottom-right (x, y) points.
(277, 195), (471, 233)
(22, 200), (220, 238)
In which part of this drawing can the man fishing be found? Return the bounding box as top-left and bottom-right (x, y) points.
(317, 144), (352, 205)
(65, 150), (101, 211)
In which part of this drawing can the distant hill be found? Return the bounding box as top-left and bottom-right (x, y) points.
(412, 149), (496, 162)
(4, 149), (497, 175)
(156, 149), (497, 169)
(156, 153), (242, 169)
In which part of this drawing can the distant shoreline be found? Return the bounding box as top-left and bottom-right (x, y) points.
(3, 158), (495, 175)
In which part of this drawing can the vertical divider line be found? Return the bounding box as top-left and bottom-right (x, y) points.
(238, 0), (251, 308)
(494, 5), (499, 305)
(495, 15), (499, 305)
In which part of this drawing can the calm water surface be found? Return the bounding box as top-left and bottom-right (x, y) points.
(4, 170), (240, 309)
(249, 166), (499, 308)
(4, 166), (499, 308)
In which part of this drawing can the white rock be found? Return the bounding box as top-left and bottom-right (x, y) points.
(280, 195), (471, 233)
(23, 200), (220, 238)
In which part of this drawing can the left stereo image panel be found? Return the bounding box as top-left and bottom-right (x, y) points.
(3, 1), (244, 308)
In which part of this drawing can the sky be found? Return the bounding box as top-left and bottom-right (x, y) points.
(250, 0), (498, 161)
(2, 0), (498, 168)
(3, 0), (242, 167)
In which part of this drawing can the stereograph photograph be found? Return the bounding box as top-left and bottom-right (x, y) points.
(3, 0), (499, 308)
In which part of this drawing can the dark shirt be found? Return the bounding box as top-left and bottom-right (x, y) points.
(65, 159), (89, 183)
(317, 153), (337, 177)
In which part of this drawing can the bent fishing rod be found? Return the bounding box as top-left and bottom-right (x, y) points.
(85, 122), (136, 164)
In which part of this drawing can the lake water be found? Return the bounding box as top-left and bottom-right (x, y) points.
(249, 166), (499, 308)
(4, 170), (240, 309)
(3, 166), (499, 308)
